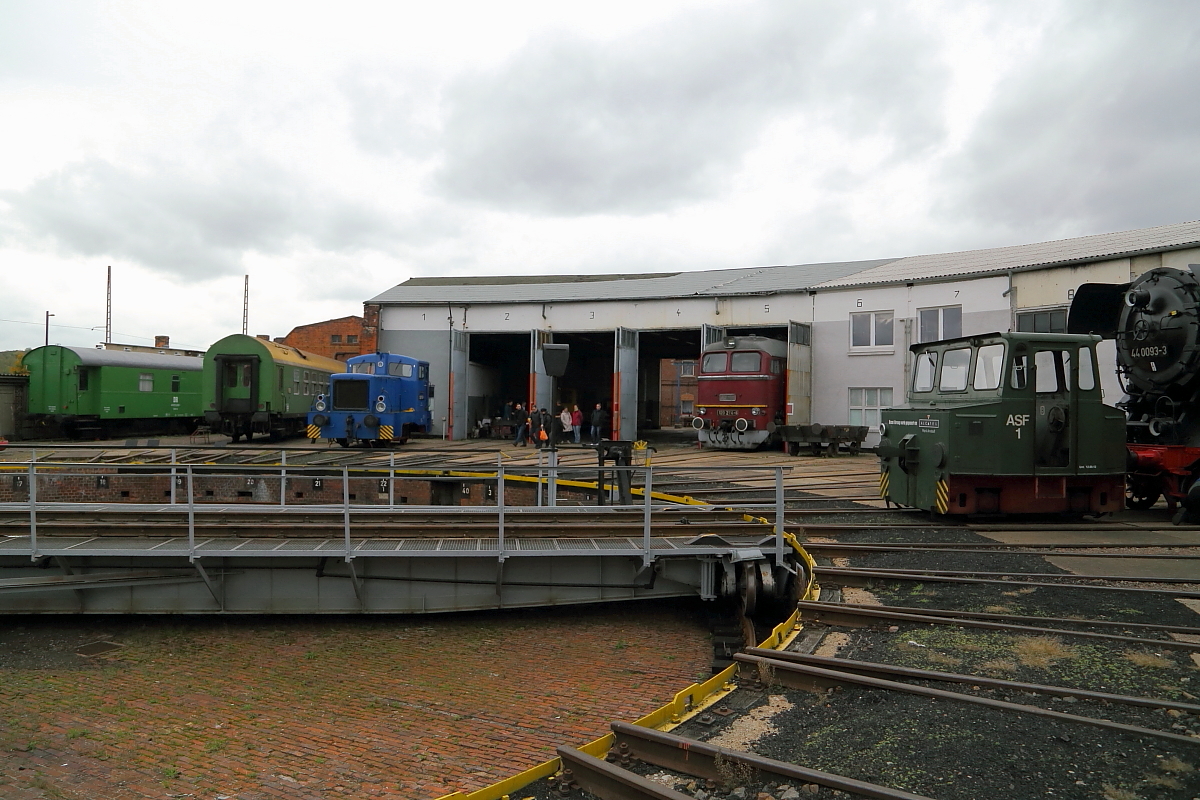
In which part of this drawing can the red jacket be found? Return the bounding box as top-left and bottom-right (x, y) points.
(571, 409), (583, 426)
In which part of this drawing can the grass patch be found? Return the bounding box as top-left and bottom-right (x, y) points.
(980, 659), (1018, 674)
(1100, 784), (1139, 800)
(1013, 635), (1076, 669)
(1122, 651), (1174, 669)
(924, 651), (962, 668)
(983, 605), (1014, 614)
(1157, 756), (1193, 774)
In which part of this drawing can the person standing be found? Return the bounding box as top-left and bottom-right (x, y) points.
(558, 406), (572, 446)
(512, 403), (528, 446)
(571, 405), (583, 444)
(537, 407), (552, 448)
(590, 403), (609, 444)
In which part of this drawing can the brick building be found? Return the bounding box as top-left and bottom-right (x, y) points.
(278, 315), (369, 361)
(658, 358), (697, 428)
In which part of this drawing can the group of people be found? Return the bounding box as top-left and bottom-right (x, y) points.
(507, 402), (610, 447)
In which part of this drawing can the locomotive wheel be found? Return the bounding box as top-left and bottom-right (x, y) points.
(787, 441), (800, 457)
(1125, 484), (1161, 510)
(336, 438), (350, 448)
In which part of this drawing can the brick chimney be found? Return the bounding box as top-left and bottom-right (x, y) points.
(154, 335), (170, 348)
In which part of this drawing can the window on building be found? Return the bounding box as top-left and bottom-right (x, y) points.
(851, 311), (894, 348)
(680, 361), (695, 377)
(702, 352), (728, 373)
(78, 368), (89, 391)
(139, 373), (153, 392)
(919, 305), (963, 343)
(731, 352), (761, 373)
(170, 375), (181, 393)
(681, 399), (695, 415)
(331, 334), (342, 343)
(347, 335), (358, 344)
(849, 387), (893, 429)
(1016, 308), (1067, 333)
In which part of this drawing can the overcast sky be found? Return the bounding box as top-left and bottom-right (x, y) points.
(1, 0), (1197, 352)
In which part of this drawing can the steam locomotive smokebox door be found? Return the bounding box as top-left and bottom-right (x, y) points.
(542, 343), (570, 377)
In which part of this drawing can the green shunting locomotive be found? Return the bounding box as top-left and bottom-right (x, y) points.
(878, 331), (1126, 516)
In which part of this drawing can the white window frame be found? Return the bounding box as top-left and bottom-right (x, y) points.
(918, 305), (963, 343)
(850, 310), (895, 353)
(138, 373), (153, 392)
(848, 386), (894, 429)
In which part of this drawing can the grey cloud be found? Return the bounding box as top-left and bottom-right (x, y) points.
(940, 1), (1200, 236)
(0, 158), (450, 279)
(408, 1), (949, 215)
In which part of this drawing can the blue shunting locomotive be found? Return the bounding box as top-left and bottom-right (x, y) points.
(306, 352), (432, 446)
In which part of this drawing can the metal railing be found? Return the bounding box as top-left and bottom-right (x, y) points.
(2, 455), (796, 568)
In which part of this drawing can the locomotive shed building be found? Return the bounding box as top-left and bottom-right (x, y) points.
(369, 220), (1200, 445)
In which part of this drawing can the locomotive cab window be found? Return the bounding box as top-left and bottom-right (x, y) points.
(1034, 350), (1070, 394)
(731, 352), (761, 373)
(973, 344), (1005, 391)
(417, 365), (428, 380)
(351, 363), (374, 374)
(702, 353), (728, 373)
(1078, 347), (1096, 391)
(938, 348), (971, 392)
(913, 351), (937, 392)
(387, 362), (413, 377)
(770, 358), (783, 375)
(1011, 355), (1028, 389)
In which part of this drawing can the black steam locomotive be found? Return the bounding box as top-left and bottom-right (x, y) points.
(1069, 264), (1200, 518)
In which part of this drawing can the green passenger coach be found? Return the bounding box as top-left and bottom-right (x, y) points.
(202, 334), (346, 442)
(24, 345), (203, 438)
(878, 332), (1126, 516)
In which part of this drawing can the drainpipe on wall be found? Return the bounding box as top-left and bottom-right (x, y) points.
(1002, 271), (1016, 330)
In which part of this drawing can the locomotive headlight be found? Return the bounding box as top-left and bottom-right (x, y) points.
(315, 395), (326, 412)
(751, 408), (761, 416)
(879, 422), (887, 437)
(375, 396), (387, 413)
(698, 407), (706, 415)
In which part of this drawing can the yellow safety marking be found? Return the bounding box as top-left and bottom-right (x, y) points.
(878, 470), (890, 498)
(305, 424), (321, 439)
(378, 425), (393, 440)
(935, 478), (949, 515)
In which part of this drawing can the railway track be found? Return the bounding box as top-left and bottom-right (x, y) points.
(516, 511), (1200, 800)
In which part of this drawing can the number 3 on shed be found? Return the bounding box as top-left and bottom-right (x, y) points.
(1007, 414), (1030, 438)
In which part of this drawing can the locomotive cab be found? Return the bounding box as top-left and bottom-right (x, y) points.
(693, 335), (788, 450)
(879, 332), (1125, 516)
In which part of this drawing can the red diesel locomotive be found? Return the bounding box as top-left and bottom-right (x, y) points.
(692, 335), (787, 450)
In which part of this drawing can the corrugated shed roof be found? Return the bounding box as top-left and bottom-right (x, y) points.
(368, 259), (898, 305)
(813, 220), (1200, 289)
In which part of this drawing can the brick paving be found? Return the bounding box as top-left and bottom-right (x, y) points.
(0, 602), (713, 799)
